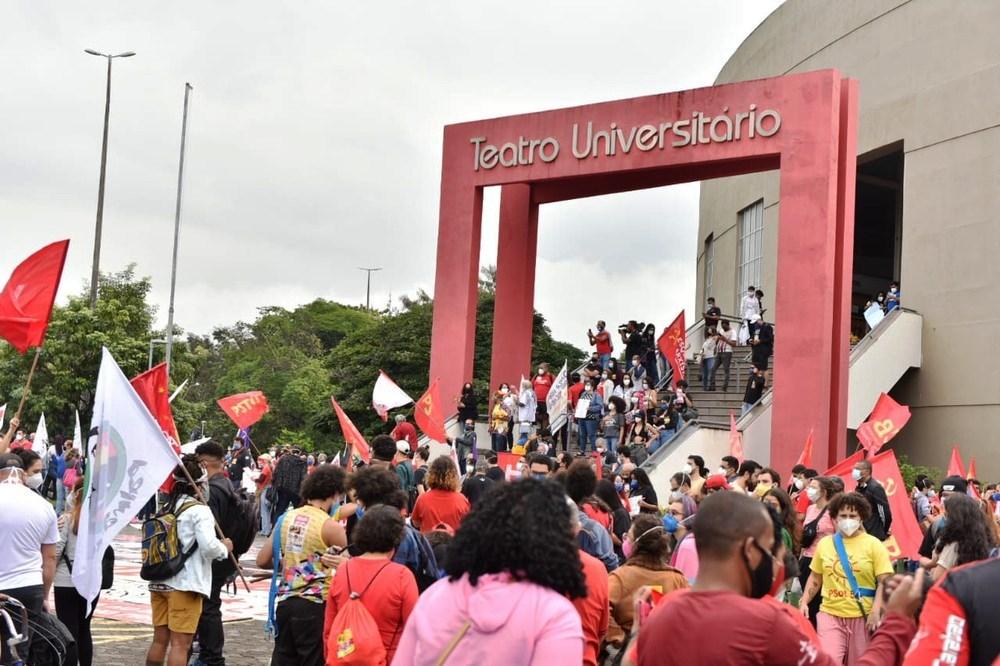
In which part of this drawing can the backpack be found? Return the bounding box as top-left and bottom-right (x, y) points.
(395, 524), (441, 593)
(140, 499), (200, 581)
(27, 609), (75, 666)
(209, 476), (258, 557)
(325, 560), (391, 665)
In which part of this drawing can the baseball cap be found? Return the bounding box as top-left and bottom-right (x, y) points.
(395, 440), (410, 454)
(939, 475), (967, 494)
(704, 474), (731, 491)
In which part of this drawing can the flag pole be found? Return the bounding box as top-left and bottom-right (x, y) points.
(174, 462), (252, 593)
(13, 348), (42, 424)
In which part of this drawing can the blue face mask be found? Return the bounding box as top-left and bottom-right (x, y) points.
(661, 514), (679, 534)
(992, 493), (1000, 503)
(355, 505), (365, 520)
(614, 481), (624, 492)
(630, 479), (639, 491)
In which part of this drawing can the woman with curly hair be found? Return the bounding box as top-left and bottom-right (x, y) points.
(929, 492), (997, 581)
(410, 456), (470, 534)
(606, 513), (688, 647)
(392, 479), (586, 665)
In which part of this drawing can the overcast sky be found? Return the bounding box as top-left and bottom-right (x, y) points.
(2, 1), (783, 354)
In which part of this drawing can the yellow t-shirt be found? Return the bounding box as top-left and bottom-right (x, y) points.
(810, 532), (892, 618)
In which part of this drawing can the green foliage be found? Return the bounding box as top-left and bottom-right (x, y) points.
(897, 454), (944, 492)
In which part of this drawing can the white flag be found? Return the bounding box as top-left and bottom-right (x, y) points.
(73, 348), (181, 605)
(546, 362), (569, 435)
(74, 410), (83, 452)
(33, 413), (48, 456)
(372, 370), (413, 421)
(0, 403), (6, 431)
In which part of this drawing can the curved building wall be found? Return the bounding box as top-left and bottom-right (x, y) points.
(697, 0), (1000, 475)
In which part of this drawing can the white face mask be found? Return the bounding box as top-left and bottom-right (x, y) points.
(838, 518), (861, 536)
(682, 463), (693, 475)
(794, 478), (805, 490)
(717, 467), (727, 476)
(851, 469), (862, 481)
(14, 433), (23, 441)
(26, 473), (43, 490)
(806, 487), (821, 503)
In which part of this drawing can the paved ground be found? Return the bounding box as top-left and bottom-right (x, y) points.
(81, 526), (275, 665)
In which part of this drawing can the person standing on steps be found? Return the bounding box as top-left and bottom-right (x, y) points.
(712, 320), (737, 392)
(741, 366), (766, 416)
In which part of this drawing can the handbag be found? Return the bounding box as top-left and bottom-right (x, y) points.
(60, 544), (115, 590)
(801, 507), (828, 549)
(833, 533), (876, 619)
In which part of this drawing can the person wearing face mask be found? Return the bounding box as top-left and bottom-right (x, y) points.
(798, 477), (836, 626)
(601, 397), (626, 457)
(852, 459), (892, 541)
(577, 380), (604, 454)
(323, 505), (417, 664)
(799, 492), (894, 664)
(606, 514), (688, 649)
(489, 385), (512, 452)
(0, 452), (58, 663)
(0, 415), (23, 454)
(12, 448), (46, 493)
(256, 464), (347, 666)
(885, 281), (900, 312)
(752, 467), (780, 499)
(532, 364), (553, 430)
(588, 320), (614, 370)
(628, 354), (647, 386)
(682, 456), (707, 499)
(635, 492), (923, 666)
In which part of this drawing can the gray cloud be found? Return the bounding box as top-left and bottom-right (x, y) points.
(1, 0), (782, 352)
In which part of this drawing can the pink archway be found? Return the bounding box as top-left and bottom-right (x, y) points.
(429, 70), (858, 471)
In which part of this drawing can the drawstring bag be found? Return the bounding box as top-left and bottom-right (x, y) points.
(326, 560), (391, 665)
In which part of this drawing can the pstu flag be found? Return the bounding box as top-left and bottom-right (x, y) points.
(414, 379), (448, 443)
(217, 390), (270, 429)
(331, 397), (371, 465)
(371, 370), (413, 421)
(855, 393), (910, 455)
(546, 362), (569, 435)
(0, 240), (69, 353)
(657, 311), (686, 388)
(73, 348), (181, 606)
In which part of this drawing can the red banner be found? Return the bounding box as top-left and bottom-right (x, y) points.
(0, 240), (69, 354)
(130, 363), (181, 449)
(331, 397), (371, 465)
(856, 393), (911, 455)
(414, 379), (448, 443)
(497, 452), (522, 481)
(825, 450), (921, 560)
(216, 390), (270, 429)
(657, 311), (686, 388)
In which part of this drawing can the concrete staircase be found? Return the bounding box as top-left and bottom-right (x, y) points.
(669, 346), (772, 426)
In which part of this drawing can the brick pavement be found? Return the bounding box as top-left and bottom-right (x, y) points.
(93, 617), (271, 665)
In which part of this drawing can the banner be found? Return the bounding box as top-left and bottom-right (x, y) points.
(546, 361), (569, 435)
(371, 370), (413, 421)
(0, 239), (69, 353)
(657, 311), (686, 388)
(74, 348), (181, 605)
(728, 411), (744, 463)
(33, 413), (48, 456)
(497, 452), (522, 481)
(414, 379), (448, 443)
(946, 446), (965, 478)
(217, 390), (270, 429)
(855, 393), (910, 455)
(824, 449), (921, 560)
(331, 397), (371, 465)
(130, 363), (181, 449)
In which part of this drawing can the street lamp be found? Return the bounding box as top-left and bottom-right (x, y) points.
(85, 49), (136, 308)
(358, 267), (382, 310)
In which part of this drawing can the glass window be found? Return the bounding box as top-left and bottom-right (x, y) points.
(736, 200), (764, 311)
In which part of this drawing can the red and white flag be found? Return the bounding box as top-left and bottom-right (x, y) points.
(371, 370), (413, 421)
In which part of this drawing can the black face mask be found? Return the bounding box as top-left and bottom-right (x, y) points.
(742, 539), (774, 599)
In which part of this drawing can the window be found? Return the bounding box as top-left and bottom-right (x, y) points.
(704, 234), (715, 303)
(736, 200), (764, 310)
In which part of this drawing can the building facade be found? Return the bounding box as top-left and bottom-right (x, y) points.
(696, 0), (1000, 476)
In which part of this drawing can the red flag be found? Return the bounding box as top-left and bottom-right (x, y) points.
(855, 393), (911, 456)
(657, 311), (686, 388)
(414, 379), (448, 443)
(966, 456), (978, 481)
(728, 411), (744, 463)
(331, 397), (371, 464)
(130, 363), (181, 449)
(946, 446), (965, 478)
(0, 240), (69, 353)
(216, 390), (270, 429)
(822, 450), (865, 479)
(796, 428), (815, 468)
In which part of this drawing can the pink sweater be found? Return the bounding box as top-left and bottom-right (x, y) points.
(391, 573), (583, 665)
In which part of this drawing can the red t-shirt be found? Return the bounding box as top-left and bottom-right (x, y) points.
(410, 488), (470, 533)
(569, 382), (585, 408)
(255, 463), (272, 492)
(391, 422), (419, 452)
(572, 551), (609, 666)
(324, 557), (418, 663)
(594, 330), (613, 354)
(582, 503), (612, 530)
(533, 374), (553, 401)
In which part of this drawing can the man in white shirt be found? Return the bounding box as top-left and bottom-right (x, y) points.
(711, 320), (738, 392)
(0, 452), (59, 660)
(700, 329), (718, 391)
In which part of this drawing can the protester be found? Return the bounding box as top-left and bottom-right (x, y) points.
(910, 475), (935, 529)
(410, 456), (470, 534)
(392, 479), (586, 664)
(54, 479), (101, 666)
(145, 456), (233, 666)
(762, 487), (800, 558)
(683, 455), (708, 499)
(588, 320), (614, 370)
(600, 396), (626, 457)
(389, 414), (418, 453)
(748, 313), (773, 381)
(456, 382), (478, 425)
(271, 448), (309, 520)
(917, 475), (966, 565)
(324, 505), (417, 664)
(448, 419), (477, 475)
(718, 455), (740, 485)
(631, 468), (659, 515)
(460, 458), (495, 505)
(635, 492), (922, 666)
(227, 439), (252, 492)
(256, 465), (347, 666)
(577, 379), (604, 454)
(926, 492), (996, 581)
(699, 328), (717, 391)
(517, 378), (538, 443)
(606, 514), (687, 648)
(489, 386), (511, 452)
(885, 281), (900, 312)
(565, 460), (619, 572)
(532, 364), (552, 429)
(0, 416), (22, 454)
(255, 453), (274, 536)
(742, 366), (766, 416)
(799, 476), (836, 625)
(853, 459), (892, 541)
(0, 452), (58, 664)
(567, 501), (610, 666)
(711, 320), (737, 392)
(799, 492), (893, 664)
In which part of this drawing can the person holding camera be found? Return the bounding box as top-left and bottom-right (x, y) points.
(620, 321), (644, 366)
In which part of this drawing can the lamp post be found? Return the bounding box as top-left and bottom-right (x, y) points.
(358, 267), (382, 310)
(84, 49), (136, 308)
(165, 83), (193, 375)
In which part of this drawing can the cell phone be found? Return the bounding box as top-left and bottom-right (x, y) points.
(327, 545), (346, 555)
